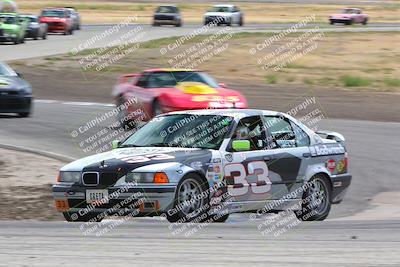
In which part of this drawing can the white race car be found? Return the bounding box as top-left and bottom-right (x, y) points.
(203, 4), (244, 26)
(53, 109), (351, 223)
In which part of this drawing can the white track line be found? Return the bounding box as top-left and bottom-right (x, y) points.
(34, 99), (115, 107)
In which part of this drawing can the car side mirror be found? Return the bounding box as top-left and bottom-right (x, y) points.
(111, 140), (121, 149)
(232, 140), (250, 151)
(16, 72), (23, 78)
(218, 82), (227, 88)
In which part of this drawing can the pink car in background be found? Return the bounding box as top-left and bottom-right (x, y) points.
(329, 8), (368, 25)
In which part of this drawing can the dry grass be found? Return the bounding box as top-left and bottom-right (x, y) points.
(18, 31), (400, 92)
(17, 0), (400, 24)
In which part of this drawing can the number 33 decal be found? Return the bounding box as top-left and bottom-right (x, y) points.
(225, 161), (272, 196)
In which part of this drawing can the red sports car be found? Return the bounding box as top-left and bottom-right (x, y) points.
(39, 8), (74, 35)
(112, 69), (248, 126)
(329, 8), (368, 25)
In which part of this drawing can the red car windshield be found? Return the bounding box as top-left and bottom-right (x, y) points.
(138, 71), (220, 88)
(41, 10), (66, 17)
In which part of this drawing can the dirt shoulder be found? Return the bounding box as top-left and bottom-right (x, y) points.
(0, 148), (65, 220)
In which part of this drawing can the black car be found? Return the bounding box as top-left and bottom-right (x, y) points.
(20, 15), (47, 40)
(153, 6), (182, 27)
(0, 62), (32, 117)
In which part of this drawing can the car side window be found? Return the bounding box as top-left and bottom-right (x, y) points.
(264, 116), (296, 149)
(136, 74), (149, 88)
(229, 116), (265, 151)
(290, 121), (310, 147)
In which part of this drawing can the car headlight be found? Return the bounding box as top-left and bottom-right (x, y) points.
(58, 171), (81, 183)
(18, 86), (32, 94)
(125, 172), (169, 184)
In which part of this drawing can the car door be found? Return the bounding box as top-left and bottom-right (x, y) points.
(262, 115), (311, 199)
(221, 116), (276, 205)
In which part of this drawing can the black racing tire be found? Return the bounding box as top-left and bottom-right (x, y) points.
(42, 32), (47, 40)
(330, 20), (334, 25)
(209, 212), (229, 223)
(63, 212), (103, 222)
(152, 22), (160, 27)
(362, 18), (368, 25)
(116, 95), (134, 129)
(18, 112), (30, 118)
(77, 24), (81, 30)
(33, 34), (38, 40)
(152, 100), (163, 117)
(69, 29), (74, 35)
(176, 21), (182, 27)
(239, 16), (243, 26)
(13, 38), (19, 44)
(346, 19), (353, 25)
(166, 173), (210, 223)
(296, 175), (332, 221)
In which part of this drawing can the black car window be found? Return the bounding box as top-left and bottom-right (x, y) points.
(264, 116), (296, 149)
(229, 116), (265, 151)
(156, 6), (177, 13)
(290, 121), (310, 147)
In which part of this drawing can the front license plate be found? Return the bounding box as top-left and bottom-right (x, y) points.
(86, 189), (109, 204)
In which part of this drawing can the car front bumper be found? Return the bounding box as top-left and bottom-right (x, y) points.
(0, 94), (32, 113)
(330, 19), (352, 23)
(52, 183), (177, 216)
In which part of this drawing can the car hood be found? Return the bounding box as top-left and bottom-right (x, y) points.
(204, 12), (231, 17)
(0, 75), (31, 91)
(41, 17), (65, 22)
(0, 23), (18, 30)
(61, 147), (213, 174)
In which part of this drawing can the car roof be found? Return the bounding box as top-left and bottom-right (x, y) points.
(214, 4), (234, 8)
(144, 68), (198, 73)
(167, 109), (280, 118)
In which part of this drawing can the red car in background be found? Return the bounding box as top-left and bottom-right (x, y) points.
(112, 69), (248, 126)
(39, 8), (73, 35)
(329, 8), (368, 25)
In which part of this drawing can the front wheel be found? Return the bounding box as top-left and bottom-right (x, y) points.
(295, 175), (331, 221)
(166, 174), (210, 223)
(239, 16), (243, 26)
(362, 18), (368, 25)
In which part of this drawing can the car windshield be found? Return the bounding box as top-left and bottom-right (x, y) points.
(121, 114), (234, 149)
(209, 6), (230, 12)
(41, 10), (65, 17)
(145, 71), (219, 88)
(342, 9), (354, 14)
(0, 15), (16, 24)
(0, 62), (17, 76)
(24, 16), (38, 22)
(156, 6), (177, 13)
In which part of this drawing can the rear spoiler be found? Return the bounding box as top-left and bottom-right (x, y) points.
(118, 73), (139, 84)
(316, 131), (345, 143)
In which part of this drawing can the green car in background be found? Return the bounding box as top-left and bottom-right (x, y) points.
(0, 13), (27, 44)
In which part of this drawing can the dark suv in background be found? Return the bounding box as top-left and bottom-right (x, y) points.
(153, 6), (182, 27)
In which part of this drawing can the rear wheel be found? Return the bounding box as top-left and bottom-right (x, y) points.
(239, 16), (243, 26)
(166, 174), (210, 223)
(18, 112), (30, 118)
(152, 100), (163, 117)
(296, 175), (331, 221)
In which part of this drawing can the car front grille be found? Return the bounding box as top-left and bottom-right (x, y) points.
(82, 172), (98, 186)
(82, 172), (122, 187)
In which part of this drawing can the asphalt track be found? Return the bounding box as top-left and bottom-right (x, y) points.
(1, 22), (400, 61)
(1, 22), (400, 266)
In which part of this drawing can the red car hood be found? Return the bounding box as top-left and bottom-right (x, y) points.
(40, 17), (65, 22)
(156, 82), (248, 109)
